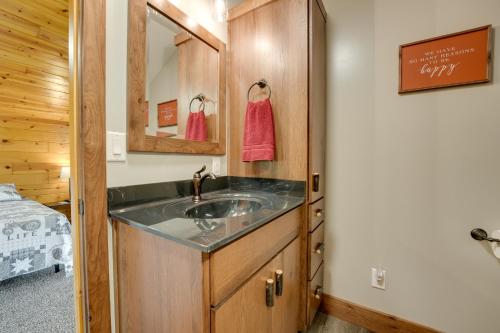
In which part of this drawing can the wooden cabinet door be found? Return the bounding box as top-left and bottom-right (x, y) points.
(308, 0), (327, 202)
(272, 237), (300, 333)
(212, 237), (300, 333)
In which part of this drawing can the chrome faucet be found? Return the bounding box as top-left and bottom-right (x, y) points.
(192, 165), (216, 203)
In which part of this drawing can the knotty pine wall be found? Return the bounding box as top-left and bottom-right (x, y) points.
(0, 0), (70, 204)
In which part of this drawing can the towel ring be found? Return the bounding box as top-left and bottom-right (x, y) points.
(189, 94), (206, 113)
(247, 79), (271, 101)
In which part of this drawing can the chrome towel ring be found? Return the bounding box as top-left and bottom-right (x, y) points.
(247, 79), (271, 101)
(189, 93), (206, 112)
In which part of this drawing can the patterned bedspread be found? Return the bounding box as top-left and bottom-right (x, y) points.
(0, 199), (73, 281)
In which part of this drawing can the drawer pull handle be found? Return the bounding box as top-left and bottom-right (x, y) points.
(275, 270), (283, 296)
(312, 173), (320, 192)
(266, 279), (274, 307)
(315, 209), (323, 218)
(314, 286), (323, 300)
(314, 243), (325, 255)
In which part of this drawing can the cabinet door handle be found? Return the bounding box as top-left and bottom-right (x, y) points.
(314, 243), (325, 255)
(312, 173), (320, 192)
(314, 286), (323, 300)
(315, 209), (323, 218)
(266, 279), (274, 307)
(275, 270), (283, 296)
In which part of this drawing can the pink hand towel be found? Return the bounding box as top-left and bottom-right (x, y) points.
(185, 111), (208, 141)
(242, 98), (275, 162)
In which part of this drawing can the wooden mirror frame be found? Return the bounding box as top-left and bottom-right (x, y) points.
(127, 0), (226, 154)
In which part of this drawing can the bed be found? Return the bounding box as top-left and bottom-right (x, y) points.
(0, 198), (73, 281)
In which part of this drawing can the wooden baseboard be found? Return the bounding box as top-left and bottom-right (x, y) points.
(320, 294), (441, 333)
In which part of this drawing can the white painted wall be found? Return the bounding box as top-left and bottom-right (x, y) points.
(324, 1), (500, 332)
(146, 52), (179, 136)
(106, 0), (227, 188)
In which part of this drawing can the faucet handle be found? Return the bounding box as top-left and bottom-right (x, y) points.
(194, 165), (207, 177)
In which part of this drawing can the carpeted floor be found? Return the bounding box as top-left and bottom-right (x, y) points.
(0, 267), (75, 333)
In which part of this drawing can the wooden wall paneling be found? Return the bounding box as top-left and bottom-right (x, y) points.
(227, 0), (309, 181)
(80, 0), (111, 331)
(0, 152), (70, 164)
(177, 37), (219, 141)
(0, 0), (70, 204)
(0, 117), (70, 131)
(321, 295), (441, 333)
(0, 128), (69, 143)
(227, 0), (278, 21)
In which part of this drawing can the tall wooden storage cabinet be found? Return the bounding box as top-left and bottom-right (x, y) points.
(228, 0), (327, 330)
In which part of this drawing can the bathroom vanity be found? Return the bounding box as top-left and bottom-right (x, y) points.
(119, 0), (327, 330)
(109, 177), (305, 332)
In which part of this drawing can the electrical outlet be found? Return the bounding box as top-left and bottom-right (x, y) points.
(371, 267), (386, 290)
(212, 157), (221, 175)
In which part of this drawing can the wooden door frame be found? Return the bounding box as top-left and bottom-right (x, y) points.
(70, 0), (111, 332)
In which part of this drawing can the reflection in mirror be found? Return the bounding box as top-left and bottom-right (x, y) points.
(145, 5), (219, 142)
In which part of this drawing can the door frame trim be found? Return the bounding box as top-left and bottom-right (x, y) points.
(71, 0), (112, 331)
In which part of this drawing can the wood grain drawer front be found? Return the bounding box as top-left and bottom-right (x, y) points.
(307, 263), (324, 326)
(212, 237), (300, 333)
(309, 198), (324, 231)
(309, 222), (324, 280)
(210, 206), (303, 306)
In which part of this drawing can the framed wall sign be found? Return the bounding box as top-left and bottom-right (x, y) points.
(399, 25), (492, 93)
(157, 99), (178, 127)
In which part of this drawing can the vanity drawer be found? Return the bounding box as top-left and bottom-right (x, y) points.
(308, 222), (324, 280)
(307, 263), (324, 326)
(209, 206), (303, 306)
(309, 198), (324, 231)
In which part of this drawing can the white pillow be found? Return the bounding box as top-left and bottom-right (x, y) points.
(0, 184), (22, 201)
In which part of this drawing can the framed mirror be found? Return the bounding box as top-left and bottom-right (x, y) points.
(127, 0), (226, 154)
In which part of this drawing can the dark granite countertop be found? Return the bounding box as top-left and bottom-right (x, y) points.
(108, 177), (305, 253)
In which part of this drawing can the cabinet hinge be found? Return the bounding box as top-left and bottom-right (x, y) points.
(78, 199), (85, 216)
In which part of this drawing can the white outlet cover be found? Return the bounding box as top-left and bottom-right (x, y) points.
(106, 131), (127, 162)
(371, 268), (386, 290)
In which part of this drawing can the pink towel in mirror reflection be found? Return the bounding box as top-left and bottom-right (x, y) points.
(185, 110), (208, 141)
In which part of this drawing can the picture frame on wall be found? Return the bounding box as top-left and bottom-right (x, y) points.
(399, 25), (492, 93)
(158, 99), (178, 127)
